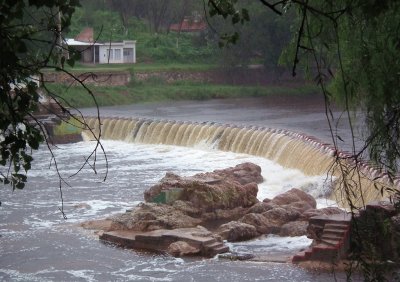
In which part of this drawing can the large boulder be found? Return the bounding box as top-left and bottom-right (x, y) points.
(110, 203), (202, 231)
(144, 163), (261, 213)
(212, 162), (263, 185)
(239, 213), (275, 234)
(269, 188), (317, 212)
(217, 221), (258, 242)
(262, 207), (301, 224)
(279, 221), (309, 237)
(246, 202), (275, 214)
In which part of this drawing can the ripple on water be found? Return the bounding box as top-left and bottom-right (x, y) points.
(0, 140), (342, 281)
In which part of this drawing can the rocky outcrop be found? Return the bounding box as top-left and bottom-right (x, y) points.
(109, 203), (202, 231)
(236, 188), (326, 237)
(143, 162), (261, 213)
(83, 163), (345, 258)
(99, 226), (228, 258)
(217, 221), (258, 242)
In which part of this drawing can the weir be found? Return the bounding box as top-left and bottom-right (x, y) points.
(82, 116), (391, 207)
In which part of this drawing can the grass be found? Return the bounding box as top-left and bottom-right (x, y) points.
(46, 80), (319, 109)
(42, 62), (219, 74)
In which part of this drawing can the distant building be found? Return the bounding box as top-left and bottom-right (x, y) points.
(169, 16), (207, 33)
(65, 27), (136, 64)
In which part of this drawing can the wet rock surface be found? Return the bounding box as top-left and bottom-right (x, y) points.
(82, 163), (344, 257)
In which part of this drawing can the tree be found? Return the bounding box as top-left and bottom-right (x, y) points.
(206, 0), (293, 69)
(0, 0), (106, 213)
(207, 0), (400, 280)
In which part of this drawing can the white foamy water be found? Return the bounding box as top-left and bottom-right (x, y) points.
(0, 140), (345, 281)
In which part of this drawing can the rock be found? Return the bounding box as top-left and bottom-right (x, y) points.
(279, 221), (309, 237)
(239, 213), (274, 234)
(84, 164), (338, 259)
(144, 163), (260, 213)
(262, 207), (301, 224)
(217, 221), (258, 242)
(246, 202), (275, 214)
(172, 200), (202, 217)
(80, 219), (123, 232)
(212, 162), (263, 185)
(100, 226), (228, 258)
(219, 252), (255, 261)
(167, 241), (200, 256)
(202, 206), (249, 222)
(269, 188), (317, 210)
(111, 203), (202, 231)
(183, 181), (258, 211)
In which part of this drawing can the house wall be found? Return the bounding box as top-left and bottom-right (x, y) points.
(99, 41), (136, 64)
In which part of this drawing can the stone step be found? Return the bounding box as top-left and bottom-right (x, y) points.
(292, 252), (307, 263)
(292, 250), (312, 263)
(321, 234), (344, 241)
(309, 246), (339, 262)
(323, 228), (348, 235)
(324, 223), (350, 230)
(320, 238), (341, 247)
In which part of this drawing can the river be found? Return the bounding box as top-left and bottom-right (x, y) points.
(0, 96), (361, 281)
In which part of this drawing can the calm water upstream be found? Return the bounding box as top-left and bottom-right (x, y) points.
(1, 96), (362, 281)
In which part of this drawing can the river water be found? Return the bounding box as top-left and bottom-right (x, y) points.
(0, 96), (360, 281)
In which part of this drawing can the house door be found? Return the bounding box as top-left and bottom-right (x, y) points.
(123, 48), (133, 63)
(95, 46), (99, 63)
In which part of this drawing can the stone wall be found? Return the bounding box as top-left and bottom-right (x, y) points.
(43, 71), (131, 86)
(134, 68), (306, 86)
(43, 67), (306, 87)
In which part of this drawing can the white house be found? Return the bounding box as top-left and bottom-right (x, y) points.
(99, 41), (136, 64)
(65, 28), (136, 64)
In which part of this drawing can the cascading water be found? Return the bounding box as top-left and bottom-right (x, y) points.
(84, 117), (335, 175)
(82, 116), (388, 207)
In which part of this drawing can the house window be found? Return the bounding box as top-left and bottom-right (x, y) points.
(115, 49), (121, 60)
(107, 49), (114, 60)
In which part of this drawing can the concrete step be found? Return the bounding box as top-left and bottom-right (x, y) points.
(323, 228), (348, 235)
(324, 223), (350, 230)
(320, 238), (341, 247)
(292, 252), (307, 263)
(292, 249), (313, 263)
(321, 234), (343, 241)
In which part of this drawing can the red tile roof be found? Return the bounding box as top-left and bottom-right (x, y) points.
(75, 27), (94, 43)
(170, 19), (207, 32)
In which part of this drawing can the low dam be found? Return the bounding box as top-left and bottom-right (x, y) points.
(83, 116), (389, 208)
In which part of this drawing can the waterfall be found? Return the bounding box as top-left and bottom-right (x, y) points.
(82, 116), (389, 207)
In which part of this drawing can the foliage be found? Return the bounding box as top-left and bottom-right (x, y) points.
(0, 0), (76, 190)
(47, 81), (318, 108)
(207, 0), (293, 69)
(0, 0), (105, 207)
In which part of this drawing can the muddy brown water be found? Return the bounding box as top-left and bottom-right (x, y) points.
(0, 96), (364, 281)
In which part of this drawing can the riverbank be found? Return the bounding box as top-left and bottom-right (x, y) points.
(43, 63), (317, 108)
(47, 81), (318, 108)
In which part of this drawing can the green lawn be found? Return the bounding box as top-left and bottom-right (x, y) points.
(42, 62), (219, 74)
(46, 80), (319, 109)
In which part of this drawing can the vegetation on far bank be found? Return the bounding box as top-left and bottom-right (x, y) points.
(48, 80), (318, 108)
(42, 62), (219, 74)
